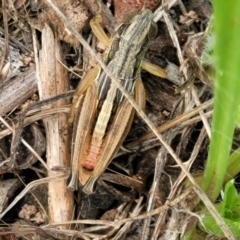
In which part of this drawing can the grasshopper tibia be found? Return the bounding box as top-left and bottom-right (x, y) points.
(82, 178), (96, 194)
(67, 171), (78, 191)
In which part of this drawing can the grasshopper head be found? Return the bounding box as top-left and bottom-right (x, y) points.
(122, 9), (157, 45)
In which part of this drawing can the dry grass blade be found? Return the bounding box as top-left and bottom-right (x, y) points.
(0, 173), (69, 219)
(0, 107), (70, 139)
(124, 98), (213, 149)
(0, 0), (9, 79)
(112, 198), (144, 240)
(162, 6), (211, 139)
(152, 127), (207, 238)
(2, 193), (185, 240)
(45, 188), (191, 230)
(191, 86), (211, 137)
(141, 131), (171, 240)
(0, 116), (50, 171)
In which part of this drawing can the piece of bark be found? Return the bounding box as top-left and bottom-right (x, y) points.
(30, 0), (88, 44)
(0, 68), (37, 116)
(36, 24), (73, 228)
(0, 179), (23, 213)
(0, 37), (23, 81)
(15, 124), (46, 169)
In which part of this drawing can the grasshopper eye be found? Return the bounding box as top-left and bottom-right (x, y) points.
(148, 21), (158, 40)
(115, 23), (126, 36)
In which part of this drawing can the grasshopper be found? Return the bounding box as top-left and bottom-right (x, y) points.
(67, 9), (166, 194)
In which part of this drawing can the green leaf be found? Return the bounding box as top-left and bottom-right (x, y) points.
(200, 180), (240, 236)
(202, 0), (240, 201)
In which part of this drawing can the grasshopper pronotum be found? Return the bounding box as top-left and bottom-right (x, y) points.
(67, 9), (166, 194)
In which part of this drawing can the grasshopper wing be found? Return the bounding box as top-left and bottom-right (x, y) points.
(82, 77), (145, 194)
(67, 83), (98, 190)
(83, 96), (134, 194)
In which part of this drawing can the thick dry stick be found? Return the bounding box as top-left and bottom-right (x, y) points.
(34, 24), (73, 229)
(0, 68), (37, 115)
(0, 0), (9, 79)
